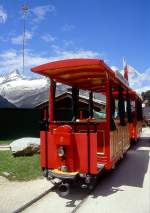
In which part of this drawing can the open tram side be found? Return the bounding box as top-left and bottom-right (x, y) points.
(31, 58), (143, 196)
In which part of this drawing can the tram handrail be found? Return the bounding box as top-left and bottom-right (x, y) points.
(40, 119), (100, 132)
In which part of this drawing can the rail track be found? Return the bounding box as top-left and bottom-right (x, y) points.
(11, 182), (97, 213)
(12, 183), (60, 213)
(12, 171), (105, 213)
(70, 188), (94, 213)
(70, 174), (105, 213)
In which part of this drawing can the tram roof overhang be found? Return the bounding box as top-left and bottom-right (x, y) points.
(31, 58), (136, 95)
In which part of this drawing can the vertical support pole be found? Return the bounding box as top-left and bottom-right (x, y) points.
(106, 77), (110, 131)
(49, 79), (54, 123)
(106, 76), (110, 158)
(44, 79), (54, 177)
(72, 87), (79, 121)
(89, 91), (93, 118)
(44, 79), (55, 175)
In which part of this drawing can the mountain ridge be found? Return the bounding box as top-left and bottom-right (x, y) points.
(0, 70), (49, 108)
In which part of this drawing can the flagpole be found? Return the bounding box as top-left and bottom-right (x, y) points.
(123, 58), (129, 81)
(22, 5), (28, 74)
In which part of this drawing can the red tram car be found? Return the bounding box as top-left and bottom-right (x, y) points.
(32, 59), (143, 196)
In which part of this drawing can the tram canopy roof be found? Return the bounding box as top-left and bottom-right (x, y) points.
(31, 58), (135, 94)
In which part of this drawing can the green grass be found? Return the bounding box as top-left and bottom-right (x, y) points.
(0, 140), (12, 145)
(0, 151), (42, 181)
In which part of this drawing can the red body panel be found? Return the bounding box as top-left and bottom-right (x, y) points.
(74, 133), (88, 173)
(47, 132), (58, 168)
(41, 126), (103, 174)
(89, 133), (97, 174)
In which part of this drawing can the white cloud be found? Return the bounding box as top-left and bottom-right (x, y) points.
(0, 50), (17, 59)
(0, 48), (101, 76)
(111, 66), (119, 71)
(50, 44), (100, 59)
(41, 34), (56, 43)
(2, 48), (148, 94)
(119, 65), (150, 93)
(31, 4), (55, 23)
(62, 24), (75, 32)
(56, 49), (100, 59)
(0, 49), (48, 75)
(0, 5), (7, 23)
(11, 31), (33, 45)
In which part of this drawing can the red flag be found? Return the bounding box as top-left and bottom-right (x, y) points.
(124, 64), (128, 81)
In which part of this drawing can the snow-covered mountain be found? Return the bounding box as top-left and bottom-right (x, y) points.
(0, 69), (70, 108)
(0, 70), (50, 108)
(0, 69), (106, 109)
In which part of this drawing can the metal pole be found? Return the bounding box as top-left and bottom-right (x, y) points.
(22, 5), (28, 74)
(49, 79), (54, 123)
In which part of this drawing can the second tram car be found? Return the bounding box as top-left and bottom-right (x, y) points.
(32, 59), (143, 196)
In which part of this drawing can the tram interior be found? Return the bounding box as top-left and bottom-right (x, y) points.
(53, 86), (106, 122)
(46, 81), (142, 160)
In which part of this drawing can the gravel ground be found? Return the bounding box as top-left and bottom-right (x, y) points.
(0, 178), (52, 213)
(24, 128), (150, 213)
(76, 133), (150, 213)
(0, 145), (10, 151)
(0, 128), (149, 213)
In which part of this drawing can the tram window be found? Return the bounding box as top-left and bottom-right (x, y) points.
(93, 92), (106, 120)
(124, 100), (127, 119)
(112, 99), (126, 120)
(54, 84), (73, 121)
(114, 98), (133, 123)
(113, 99), (119, 119)
(93, 110), (106, 119)
(53, 85), (107, 121)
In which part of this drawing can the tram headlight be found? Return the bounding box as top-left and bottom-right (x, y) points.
(58, 146), (65, 157)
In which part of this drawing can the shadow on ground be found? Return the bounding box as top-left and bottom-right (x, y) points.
(62, 139), (150, 208)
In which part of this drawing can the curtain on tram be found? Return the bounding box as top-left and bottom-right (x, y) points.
(110, 81), (116, 130)
(127, 92), (132, 123)
(118, 87), (126, 126)
(136, 99), (143, 121)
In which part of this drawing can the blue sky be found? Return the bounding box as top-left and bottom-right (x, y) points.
(0, 0), (149, 91)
